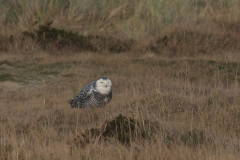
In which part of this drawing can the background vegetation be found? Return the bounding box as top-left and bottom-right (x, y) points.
(1, 0), (240, 159)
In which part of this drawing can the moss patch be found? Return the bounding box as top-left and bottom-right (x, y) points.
(0, 74), (14, 82)
(22, 22), (134, 53)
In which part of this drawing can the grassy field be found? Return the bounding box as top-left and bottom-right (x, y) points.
(1, 0), (240, 159)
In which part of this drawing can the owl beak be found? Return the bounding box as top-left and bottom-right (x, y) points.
(105, 85), (108, 87)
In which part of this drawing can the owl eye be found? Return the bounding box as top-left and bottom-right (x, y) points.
(100, 82), (103, 83)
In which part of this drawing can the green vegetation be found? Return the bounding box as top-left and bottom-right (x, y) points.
(0, 73), (14, 81)
(21, 23), (133, 52)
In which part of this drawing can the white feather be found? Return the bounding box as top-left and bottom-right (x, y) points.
(95, 78), (112, 95)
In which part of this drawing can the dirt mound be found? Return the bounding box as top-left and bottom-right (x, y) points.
(72, 114), (159, 148)
(71, 114), (215, 150)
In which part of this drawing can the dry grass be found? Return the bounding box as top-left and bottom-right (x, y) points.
(1, 52), (240, 159)
(1, 0), (240, 160)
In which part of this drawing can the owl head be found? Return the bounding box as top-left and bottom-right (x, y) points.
(95, 77), (112, 94)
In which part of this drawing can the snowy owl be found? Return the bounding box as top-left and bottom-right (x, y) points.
(68, 77), (112, 108)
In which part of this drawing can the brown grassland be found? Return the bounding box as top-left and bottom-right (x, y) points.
(1, 0), (240, 159)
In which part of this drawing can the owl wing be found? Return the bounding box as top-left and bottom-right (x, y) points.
(68, 82), (94, 108)
(107, 90), (112, 102)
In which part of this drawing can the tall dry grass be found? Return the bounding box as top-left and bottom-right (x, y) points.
(1, 0), (240, 160)
(1, 0), (240, 37)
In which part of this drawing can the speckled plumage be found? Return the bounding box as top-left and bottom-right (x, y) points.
(68, 77), (112, 108)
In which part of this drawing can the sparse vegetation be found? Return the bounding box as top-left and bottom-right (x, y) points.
(1, 0), (240, 160)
